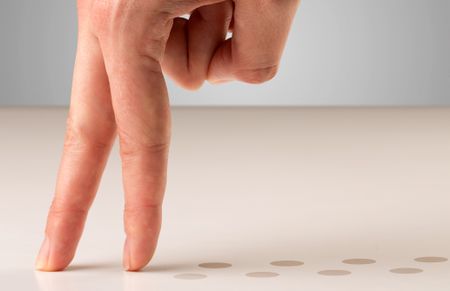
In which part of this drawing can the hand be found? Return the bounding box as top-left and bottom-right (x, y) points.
(35, 0), (300, 272)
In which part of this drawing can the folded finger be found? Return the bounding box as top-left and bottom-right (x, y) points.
(208, 0), (301, 83)
(162, 1), (233, 89)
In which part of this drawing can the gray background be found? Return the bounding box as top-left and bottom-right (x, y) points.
(1, 0), (449, 106)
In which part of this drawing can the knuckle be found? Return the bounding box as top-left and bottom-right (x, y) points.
(64, 114), (111, 153)
(133, 19), (173, 66)
(45, 198), (88, 238)
(90, 0), (172, 64)
(124, 204), (162, 215)
(119, 139), (170, 162)
(48, 198), (88, 219)
(89, 0), (115, 34)
(116, 114), (171, 162)
(235, 64), (279, 84)
(136, 45), (166, 72)
(90, 0), (145, 32)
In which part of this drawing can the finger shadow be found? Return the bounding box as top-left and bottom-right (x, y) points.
(64, 261), (195, 273)
(65, 261), (121, 272)
(140, 262), (198, 273)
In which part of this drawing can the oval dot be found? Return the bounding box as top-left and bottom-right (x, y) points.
(414, 257), (448, 263)
(390, 268), (423, 274)
(198, 262), (232, 269)
(246, 272), (280, 278)
(270, 260), (304, 267)
(174, 273), (207, 280)
(318, 270), (351, 276)
(342, 258), (376, 265)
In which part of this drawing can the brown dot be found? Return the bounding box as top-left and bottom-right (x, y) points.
(318, 270), (351, 276)
(390, 268), (423, 274)
(414, 257), (448, 263)
(174, 273), (207, 280)
(342, 258), (376, 265)
(246, 272), (280, 278)
(198, 262), (232, 269)
(270, 260), (304, 267)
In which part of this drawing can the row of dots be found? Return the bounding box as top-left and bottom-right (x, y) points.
(173, 256), (448, 280)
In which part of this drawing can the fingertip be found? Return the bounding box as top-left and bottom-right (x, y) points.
(35, 235), (77, 272)
(35, 265), (68, 272)
(35, 259), (69, 272)
(35, 257), (71, 272)
(177, 78), (205, 91)
(122, 235), (158, 272)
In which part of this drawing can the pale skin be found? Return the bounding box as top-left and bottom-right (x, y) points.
(35, 0), (300, 272)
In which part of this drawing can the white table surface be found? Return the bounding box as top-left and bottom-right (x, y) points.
(1, 107), (449, 291)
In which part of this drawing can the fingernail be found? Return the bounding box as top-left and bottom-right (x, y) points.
(35, 237), (50, 270)
(123, 238), (131, 271)
(208, 78), (234, 85)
